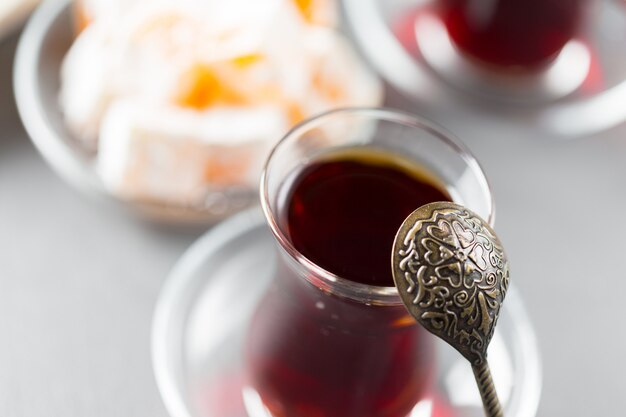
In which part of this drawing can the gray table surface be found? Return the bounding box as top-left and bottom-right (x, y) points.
(2, 22), (626, 417)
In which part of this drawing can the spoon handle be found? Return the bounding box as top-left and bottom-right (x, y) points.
(471, 360), (504, 417)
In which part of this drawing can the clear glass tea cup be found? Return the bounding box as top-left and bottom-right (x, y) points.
(246, 108), (493, 417)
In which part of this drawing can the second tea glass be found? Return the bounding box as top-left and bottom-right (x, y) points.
(344, 0), (626, 137)
(404, 0), (593, 102)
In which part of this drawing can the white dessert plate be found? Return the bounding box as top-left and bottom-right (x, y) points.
(13, 0), (259, 225)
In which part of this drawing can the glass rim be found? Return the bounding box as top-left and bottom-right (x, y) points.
(260, 107), (495, 306)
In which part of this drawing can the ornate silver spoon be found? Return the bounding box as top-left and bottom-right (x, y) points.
(392, 201), (509, 417)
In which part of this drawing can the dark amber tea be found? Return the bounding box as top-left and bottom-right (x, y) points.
(286, 149), (451, 287)
(439, 0), (587, 69)
(247, 148), (452, 417)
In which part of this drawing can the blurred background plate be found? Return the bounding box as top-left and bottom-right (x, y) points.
(12, 0), (263, 226)
(152, 208), (542, 417)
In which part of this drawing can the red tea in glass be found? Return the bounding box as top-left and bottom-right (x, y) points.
(246, 109), (494, 417)
(248, 150), (449, 417)
(438, 0), (588, 69)
(286, 151), (451, 287)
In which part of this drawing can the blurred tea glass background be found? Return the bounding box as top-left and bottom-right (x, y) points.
(1, 0), (626, 416)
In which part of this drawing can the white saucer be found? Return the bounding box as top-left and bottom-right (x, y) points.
(152, 208), (542, 417)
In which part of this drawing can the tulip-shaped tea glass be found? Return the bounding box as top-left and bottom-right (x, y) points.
(248, 108), (493, 417)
